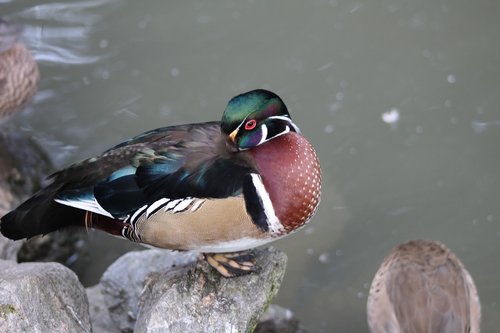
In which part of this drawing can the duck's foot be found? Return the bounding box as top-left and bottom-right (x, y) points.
(204, 250), (259, 278)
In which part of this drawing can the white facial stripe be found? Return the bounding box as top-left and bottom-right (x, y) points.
(235, 116), (248, 131)
(250, 173), (285, 236)
(268, 115), (301, 133)
(257, 124), (290, 146)
(258, 123), (268, 145)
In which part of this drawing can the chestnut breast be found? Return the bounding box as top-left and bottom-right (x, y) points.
(249, 132), (321, 232)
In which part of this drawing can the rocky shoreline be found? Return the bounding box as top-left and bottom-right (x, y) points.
(0, 242), (307, 333)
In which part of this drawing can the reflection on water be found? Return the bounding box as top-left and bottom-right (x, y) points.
(3, 0), (500, 332)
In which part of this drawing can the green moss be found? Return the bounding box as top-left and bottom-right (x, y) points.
(0, 304), (16, 319)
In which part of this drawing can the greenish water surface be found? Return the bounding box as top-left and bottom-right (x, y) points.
(3, 0), (500, 331)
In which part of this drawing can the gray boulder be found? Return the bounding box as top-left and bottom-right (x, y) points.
(100, 249), (197, 332)
(134, 247), (287, 333)
(0, 260), (91, 333)
(254, 304), (307, 333)
(0, 235), (22, 261)
(87, 284), (120, 333)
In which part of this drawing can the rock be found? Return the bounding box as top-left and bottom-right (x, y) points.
(0, 234), (22, 260)
(254, 304), (307, 333)
(134, 247), (287, 333)
(0, 130), (51, 208)
(100, 249), (198, 333)
(16, 228), (88, 266)
(0, 260), (91, 333)
(86, 284), (119, 333)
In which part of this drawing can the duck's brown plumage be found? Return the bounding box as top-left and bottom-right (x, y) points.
(367, 240), (480, 333)
(0, 18), (39, 119)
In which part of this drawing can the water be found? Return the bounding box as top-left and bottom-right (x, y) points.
(3, 0), (500, 331)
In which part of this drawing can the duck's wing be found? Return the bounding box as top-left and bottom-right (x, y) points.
(0, 121), (255, 239)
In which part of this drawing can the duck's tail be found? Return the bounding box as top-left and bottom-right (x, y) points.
(1, 184), (127, 240)
(0, 184), (79, 240)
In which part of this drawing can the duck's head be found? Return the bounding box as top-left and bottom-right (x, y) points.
(221, 89), (300, 151)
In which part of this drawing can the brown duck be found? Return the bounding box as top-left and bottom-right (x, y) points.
(0, 17), (39, 119)
(367, 240), (481, 333)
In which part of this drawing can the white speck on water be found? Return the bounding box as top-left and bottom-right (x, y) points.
(447, 74), (456, 84)
(197, 15), (210, 24)
(450, 116), (457, 125)
(472, 218), (479, 225)
(363, 283), (370, 289)
(138, 15), (151, 29)
(329, 102), (342, 113)
(82, 76), (90, 85)
(318, 252), (330, 264)
(387, 3), (400, 13)
(304, 227), (315, 235)
(349, 3), (363, 13)
(324, 124), (334, 134)
(472, 119), (500, 134)
(487, 215), (494, 222)
(382, 108), (400, 124)
(113, 108), (139, 118)
(336, 92), (344, 101)
(159, 104), (172, 117)
(357, 292), (364, 299)
(101, 70), (110, 80)
(409, 13), (427, 31)
(416, 126), (423, 134)
(335, 249), (343, 256)
(170, 67), (180, 77)
(306, 248), (314, 255)
(99, 39), (108, 49)
(444, 100), (452, 108)
(318, 62), (333, 71)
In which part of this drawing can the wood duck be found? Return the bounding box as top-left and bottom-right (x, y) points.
(0, 17), (39, 119)
(0, 89), (321, 277)
(367, 240), (481, 333)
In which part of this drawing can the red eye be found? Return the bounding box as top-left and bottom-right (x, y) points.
(244, 119), (257, 130)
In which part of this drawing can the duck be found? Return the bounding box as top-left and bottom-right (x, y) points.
(0, 89), (322, 277)
(0, 17), (39, 119)
(367, 240), (481, 333)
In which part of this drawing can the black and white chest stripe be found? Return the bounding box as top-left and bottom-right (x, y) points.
(243, 173), (285, 236)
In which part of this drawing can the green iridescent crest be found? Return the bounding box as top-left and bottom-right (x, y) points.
(221, 89), (299, 150)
